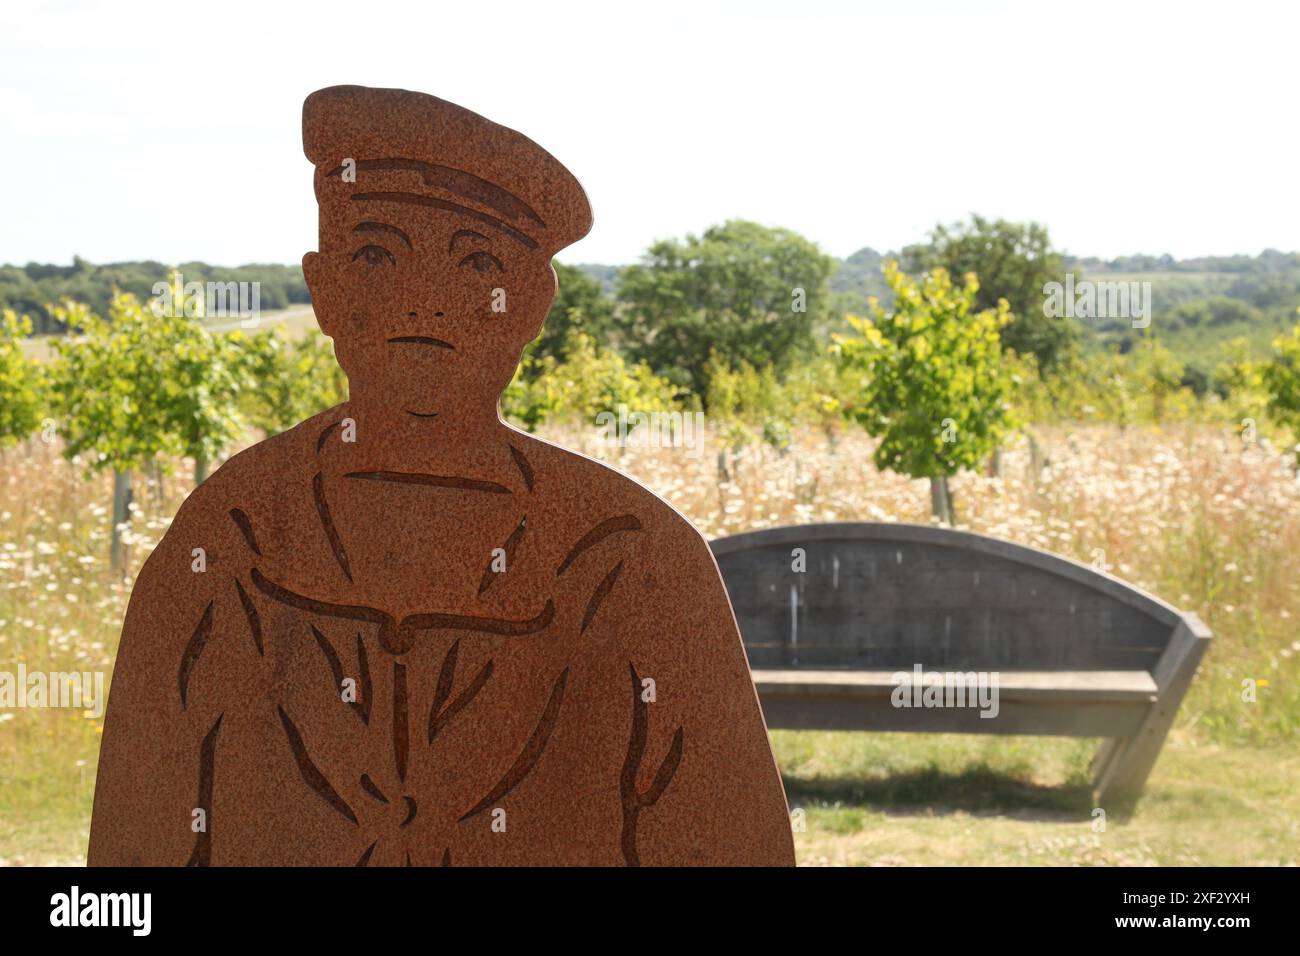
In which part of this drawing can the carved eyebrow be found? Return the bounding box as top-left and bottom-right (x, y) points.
(351, 191), (538, 250)
(325, 158), (545, 228)
(449, 229), (491, 252)
(352, 221), (412, 249)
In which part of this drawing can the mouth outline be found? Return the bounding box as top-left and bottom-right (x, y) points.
(388, 335), (455, 350)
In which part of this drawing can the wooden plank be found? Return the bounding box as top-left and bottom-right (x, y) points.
(755, 668), (1159, 702)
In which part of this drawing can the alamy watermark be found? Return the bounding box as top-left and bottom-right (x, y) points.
(49, 886), (151, 936)
(151, 270), (261, 325)
(1043, 273), (1151, 329)
(0, 664), (105, 718)
(595, 404), (707, 458)
(890, 663), (1000, 719)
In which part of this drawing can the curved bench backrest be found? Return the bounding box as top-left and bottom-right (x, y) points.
(710, 523), (1184, 672)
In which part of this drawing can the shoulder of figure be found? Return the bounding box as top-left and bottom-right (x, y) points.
(506, 430), (717, 588)
(502, 426), (704, 536)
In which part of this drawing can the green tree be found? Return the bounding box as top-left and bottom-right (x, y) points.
(1263, 312), (1300, 462)
(1211, 337), (1268, 434)
(703, 354), (792, 480)
(236, 329), (348, 437)
(1131, 337), (1187, 423)
(616, 220), (836, 401)
(171, 338), (247, 485)
(48, 292), (246, 567)
(523, 262), (616, 368)
(0, 310), (46, 448)
(902, 215), (1076, 370)
(833, 262), (1019, 523)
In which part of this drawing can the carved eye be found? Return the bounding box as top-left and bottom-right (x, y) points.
(458, 251), (504, 273)
(352, 244), (395, 267)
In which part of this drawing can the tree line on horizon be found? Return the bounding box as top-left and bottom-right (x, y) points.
(6, 228), (1299, 370)
(0, 258), (310, 334)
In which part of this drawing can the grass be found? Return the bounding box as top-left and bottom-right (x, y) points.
(1, 421), (1297, 865)
(778, 732), (1300, 866)
(5, 730), (1295, 867)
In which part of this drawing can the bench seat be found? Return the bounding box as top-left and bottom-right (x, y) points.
(754, 669), (1159, 703)
(752, 668), (1160, 738)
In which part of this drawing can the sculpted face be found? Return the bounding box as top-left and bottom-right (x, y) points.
(304, 172), (557, 418)
(295, 86), (591, 423)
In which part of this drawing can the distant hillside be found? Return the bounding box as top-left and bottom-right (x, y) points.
(829, 246), (890, 314)
(1060, 250), (1300, 368)
(10, 247), (1298, 376)
(571, 263), (618, 296)
(0, 258), (308, 334)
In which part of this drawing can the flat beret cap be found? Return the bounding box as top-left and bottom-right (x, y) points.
(303, 85), (592, 255)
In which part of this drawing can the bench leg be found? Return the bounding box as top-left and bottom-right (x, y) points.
(1090, 736), (1142, 808)
(1092, 712), (1173, 808)
(1089, 737), (1122, 783)
(1091, 619), (1212, 809)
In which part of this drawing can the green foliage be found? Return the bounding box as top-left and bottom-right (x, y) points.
(902, 215), (1076, 370)
(1203, 337), (1268, 433)
(1170, 296), (1259, 331)
(1263, 313), (1300, 443)
(166, 335), (246, 475)
(1212, 337), (1266, 395)
(523, 262), (617, 369)
(1130, 337), (1188, 424)
(704, 352), (848, 453)
(502, 330), (685, 432)
(997, 350), (1057, 424)
(236, 329), (348, 436)
(828, 246), (890, 318)
(705, 354), (793, 452)
(833, 262), (1020, 480)
(0, 310), (46, 446)
(1018, 344), (1200, 428)
(616, 220), (836, 399)
(47, 292), (245, 475)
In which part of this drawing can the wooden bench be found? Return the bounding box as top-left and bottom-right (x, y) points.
(709, 522), (1211, 806)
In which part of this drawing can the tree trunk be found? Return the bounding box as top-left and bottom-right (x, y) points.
(151, 459), (166, 511)
(1027, 430), (1045, 482)
(929, 475), (954, 525)
(110, 469), (132, 572)
(194, 453), (209, 487)
(987, 446), (1002, 478)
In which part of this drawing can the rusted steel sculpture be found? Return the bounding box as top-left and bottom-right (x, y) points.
(88, 86), (794, 867)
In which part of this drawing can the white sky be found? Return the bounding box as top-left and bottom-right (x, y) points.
(2, 0), (1296, 268)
